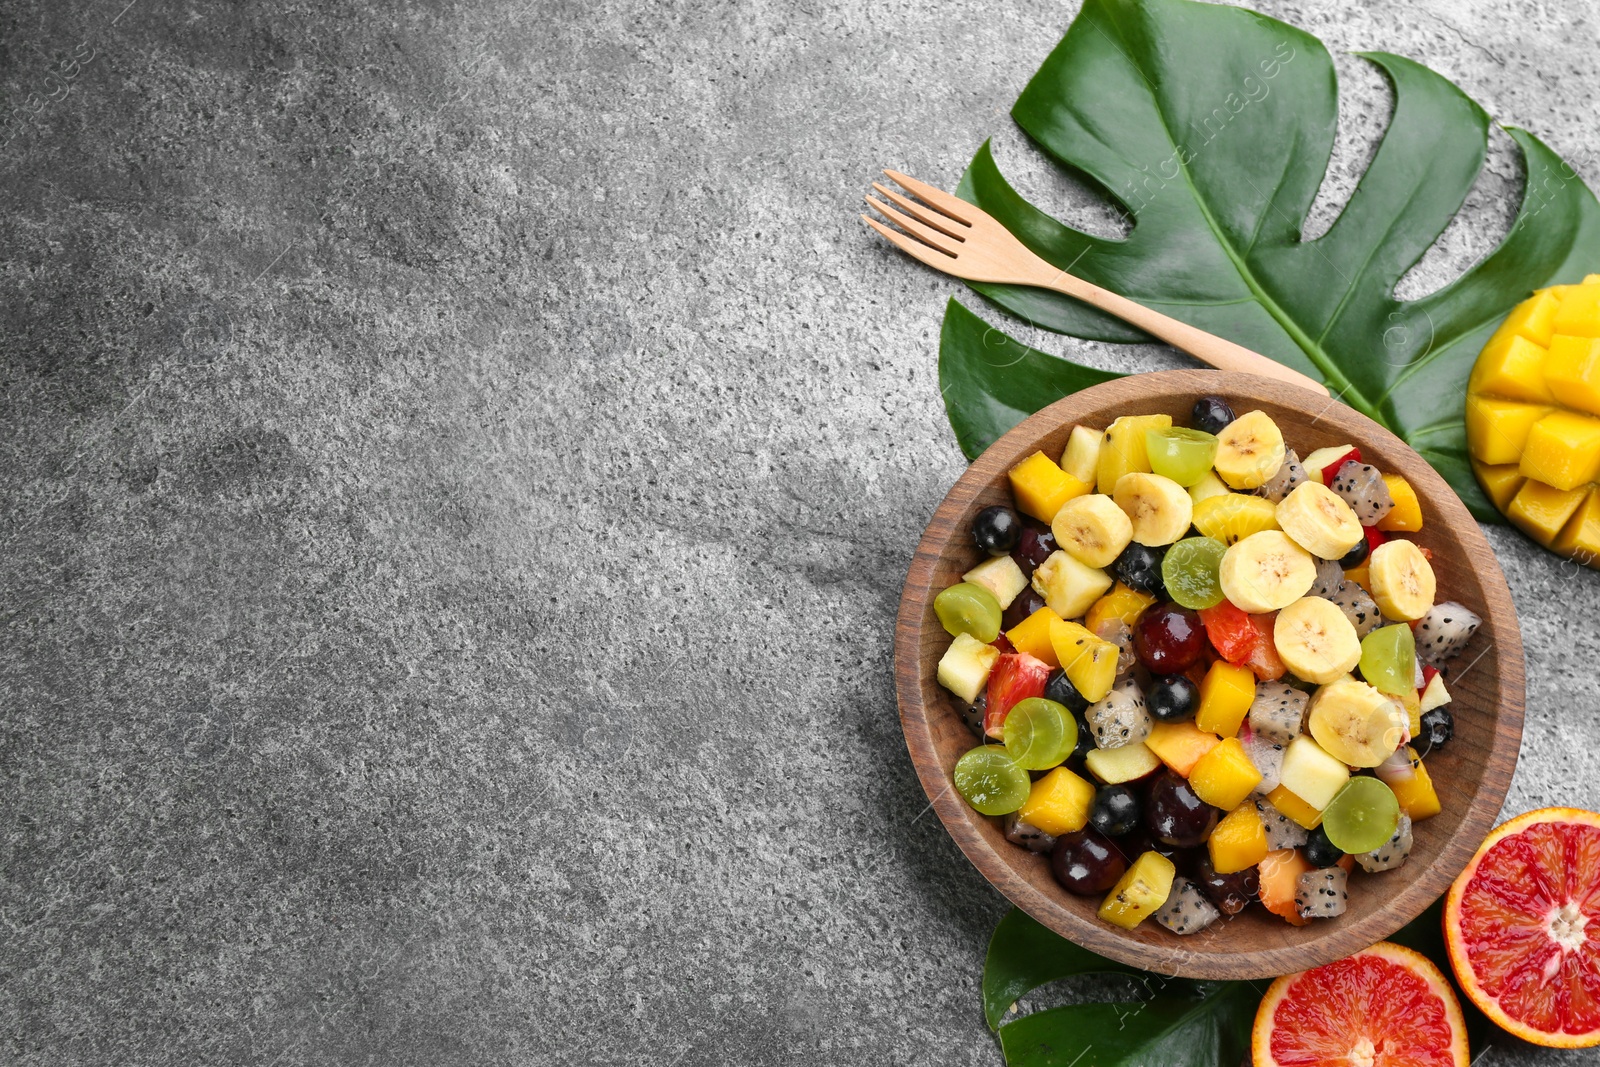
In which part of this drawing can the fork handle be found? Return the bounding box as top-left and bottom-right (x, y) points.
(1038, 271), (1331, 397)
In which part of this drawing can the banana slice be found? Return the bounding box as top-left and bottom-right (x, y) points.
(1273, 596), (1362, 684)
(1214, 410), (1286, 489)
(1308, 677), (1409, 767)
(1051, 493), (1134, 569)
(1276, 481), (1363, 560)
(1219, 530), (1317, 612)
(1112, 472), (1193, 547)
(1368, 539), (1436, 621)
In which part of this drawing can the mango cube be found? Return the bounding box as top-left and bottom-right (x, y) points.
(1521, 409), (1600, 491)
(1016, 766), (1096, 837)
(1084, 583), (1156, 633)
(1507, 478), (1588, 546)
(1006, 606), (1064, 666)
(1097, 850), (1175, 930)
(1264, 784), (1324, 830)
(1188, 736), (1263, 811)
(1553, 282), (1600, 338)
(1505, 287), (1563, 345)
(1209, 803), (1269, 875)
(1196, 660), (1256, 737)
(1375, 474), (1422, 532)
(1470, 331), (1555, 404)
(1009, 451), (1089, 523)
(1473, 461), (1525, 511)
(1084, 741), (1161, 785)
(1543, 335), (1600, 416)
(1387, 746), (1442, 822)
(1553, 487), (1600, 564)
(1144, 720), (1221, 777)
(1465, 397), (1553, 466)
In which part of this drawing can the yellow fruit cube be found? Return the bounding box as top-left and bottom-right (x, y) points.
(1192, 492), (1279, 545)
(1553, 282), (1600, 338)
(1503, 287), (1563, 346)
(1097, 850), (1175, 930)
(1543, 335), (1600, 415)
(1400, 686), (1422, 739)
(1032, 551), (1113, 620)
(1553, 488), (1600, 564)
(1188, 737), (1263, 812)
(1465, 397), (1552, 466)
(1144, 720), (1221, 777)
(1049, 618), (1118, 703)
(1375, 473), (1422, 532)
(1006, 606), (1064, 666)
(1264, 784), (1324, 830)
(1083, 583), (1156, 633)
(1470, 331), (1555, 404)
(1473, 462), (1525, 511)
(1084, 742), (1161, 785)
(1196, 661), (1256, 737)
(1344, 562), (1371, 592)
(1507, 476), (1589, 546)
(1060, 424), (1104, 484)
(1095, 413), (1172, 494)
(937, 633), (1001, 703)
(1209, 803), (1269, 875)
(1016, 766), (1096, 836)
(1519, 410), (1600, 491)
(1389, 748), (1442, 822)
(1009, 452), (1090, 523)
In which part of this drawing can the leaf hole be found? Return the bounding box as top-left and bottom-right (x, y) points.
(1392, 122), (1523, 302)
(985, 128), (1134, 241)
(1300, 53), (1394, 243)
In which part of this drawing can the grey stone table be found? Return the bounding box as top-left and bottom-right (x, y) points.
(3, 1), (1598, 1064)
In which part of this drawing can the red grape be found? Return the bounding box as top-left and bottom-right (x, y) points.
(1050, 829), (1127, 895)
(1134, 602), (1205, 673)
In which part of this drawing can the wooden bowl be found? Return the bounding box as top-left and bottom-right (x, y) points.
(895, 369), (1524, 980)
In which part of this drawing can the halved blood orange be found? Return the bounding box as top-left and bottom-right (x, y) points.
(1445, 807), (1600, 1048)
(1252, 942), (1469, 1067)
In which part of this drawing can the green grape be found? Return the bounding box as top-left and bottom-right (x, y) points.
(1321, 776), (1401, 854)
(1002, 697), (1077, 770)
(953, 745), (1032, 815)
(1161, 536), (1228, 609)
(1146, 427), (1219, 487)
(1359, 623), (1417, 698)
(935, 582), (1002, 643)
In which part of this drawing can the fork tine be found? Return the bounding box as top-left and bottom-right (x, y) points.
(882, 169), (976, 226)
(861, 216), (960, 270)
(871, 182), (968, 240)
(863, 196), (961, 257)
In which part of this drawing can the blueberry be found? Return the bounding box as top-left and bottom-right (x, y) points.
(1090, 785), (1142, 837)
(1420, 707), (1454, 751)
(1111, 542), (1167, 599)
(1303, 825), (1344, 868)
(1066, 713), (1094, 768)
(1337, 536), (1370, 569)
(972, 505), (1021, 554)
(1146, 675), (1199, 722)
(1045, 668), (1090, 715)
(1191, 395), (1236, 435)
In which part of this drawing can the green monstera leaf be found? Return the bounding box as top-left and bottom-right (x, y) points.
(938, 0), (1600, 519)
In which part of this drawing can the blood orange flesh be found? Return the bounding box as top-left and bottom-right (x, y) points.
(1445, 807), (1600, 1048)
(1253, 942), (1469, 1067)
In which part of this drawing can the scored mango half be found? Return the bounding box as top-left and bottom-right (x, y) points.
(1467, 274), (1600, 564)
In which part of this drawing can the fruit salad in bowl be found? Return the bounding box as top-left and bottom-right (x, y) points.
(895, 370), (1523, 979)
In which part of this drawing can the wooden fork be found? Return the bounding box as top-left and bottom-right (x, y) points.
(863, 170), (1330, 396)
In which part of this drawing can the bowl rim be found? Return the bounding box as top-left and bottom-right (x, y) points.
(894, 369), (1525, 980)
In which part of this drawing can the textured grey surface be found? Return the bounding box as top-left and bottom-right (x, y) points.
(2, 0), (1599, 1064)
